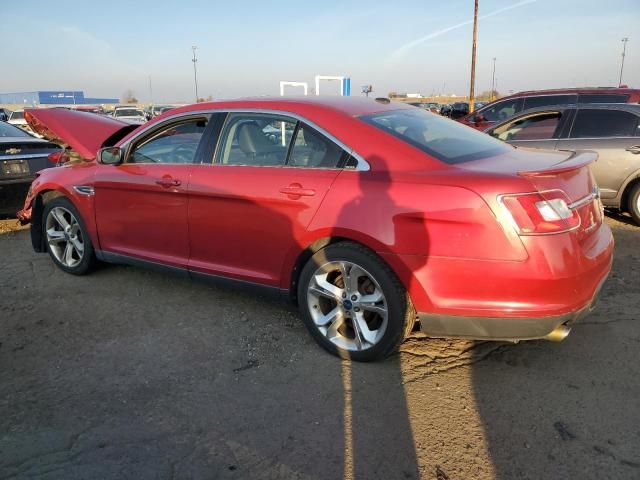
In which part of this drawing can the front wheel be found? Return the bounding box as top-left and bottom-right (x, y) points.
(297, 242), (415, 361)
(42, 197), (96, 275)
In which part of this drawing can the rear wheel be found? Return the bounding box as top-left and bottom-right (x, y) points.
(628, 183), (640, 226)
(298, 242), (415, 361)
(42, 197), (95, 275)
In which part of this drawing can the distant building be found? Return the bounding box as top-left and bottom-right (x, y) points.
(0, 91), (119, 105)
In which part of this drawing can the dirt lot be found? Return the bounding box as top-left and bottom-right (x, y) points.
(0, 215), (639, 479)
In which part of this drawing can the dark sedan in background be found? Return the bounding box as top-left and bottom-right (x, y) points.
(486, 103), (640, 224)
(0, 122), (60, 216)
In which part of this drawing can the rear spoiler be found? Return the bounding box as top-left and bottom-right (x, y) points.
(518, 150), (597, 177)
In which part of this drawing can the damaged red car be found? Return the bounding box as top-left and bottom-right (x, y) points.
(18, 98), (613, 361)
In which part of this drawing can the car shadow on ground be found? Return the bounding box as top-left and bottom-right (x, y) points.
(470, 251), (640, 479)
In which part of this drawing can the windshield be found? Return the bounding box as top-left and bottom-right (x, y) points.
(360, 109), (511, 164)
(0, 121), (30, 137)
(10, 111), (25, 120)
(115, 109), (143, 117)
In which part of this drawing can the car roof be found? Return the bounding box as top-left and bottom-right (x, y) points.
(165, 96), (412, 118)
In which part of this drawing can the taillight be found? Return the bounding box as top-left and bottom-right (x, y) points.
(47, 151), (62, 164)
(499, 190), (580, 235)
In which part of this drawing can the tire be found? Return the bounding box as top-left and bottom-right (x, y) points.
(628, 183), (640, 226)
(297, 241), (415, 362)
(42, 197), (96, 275)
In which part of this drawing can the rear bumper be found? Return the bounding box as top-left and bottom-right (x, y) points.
(0, 178), (31, 216)
(417, 274), (607, 341)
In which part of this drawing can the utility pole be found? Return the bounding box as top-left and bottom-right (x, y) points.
(469, 0), (479, 112)
(491, 57), (496, 101)
(149, 75), (153, 104)
(192, 45), (199, 103)
(619, 37), (629, 87)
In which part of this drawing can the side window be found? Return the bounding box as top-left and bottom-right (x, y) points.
(571, 109), (639, 138)
(523, 94), (577, 110)
(479, 98), (521, 122)
(215, 113), (295, 166)
(578, 94), (629, 104)
(129, 118), (207, 164)
(289, 124), (346, 168)
(490, 112), (562, 141)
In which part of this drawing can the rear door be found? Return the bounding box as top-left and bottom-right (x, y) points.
(94, 114), (209, 267)
(555, 107), (640, 201)
(188, 111), (350, 287)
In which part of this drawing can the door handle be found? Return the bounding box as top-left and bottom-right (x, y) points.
(279, 185), (316, 197)
(156, 178), (182, 188)
(626, 145), (640, 154)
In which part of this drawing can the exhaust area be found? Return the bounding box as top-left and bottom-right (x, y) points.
(544, 325), (571, 342)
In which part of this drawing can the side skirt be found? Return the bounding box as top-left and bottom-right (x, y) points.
(96, 250), (288, 301)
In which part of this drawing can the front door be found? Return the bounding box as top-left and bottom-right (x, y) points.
(94, 115), (209, 267)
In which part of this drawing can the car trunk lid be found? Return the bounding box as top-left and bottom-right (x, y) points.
(460, 147), (602, 240)
(24, 108), (139, 161)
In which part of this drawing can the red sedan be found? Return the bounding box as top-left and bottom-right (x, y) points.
(18, 97), (613, 361)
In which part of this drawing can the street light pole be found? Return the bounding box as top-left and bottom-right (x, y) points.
(491, 57), (496, 101)
(149, 75), (153, 104)
(469, 0), (479, 112)
(619, 37), (629, 87)
(192, 45), (199, 103)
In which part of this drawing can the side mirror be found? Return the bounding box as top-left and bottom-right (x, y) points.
(98, 146), (123, 165)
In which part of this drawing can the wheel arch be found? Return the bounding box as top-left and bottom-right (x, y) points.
(620, 173), (640, 213)
(30, 189), (66, 252)
(287, 232), (423, 308)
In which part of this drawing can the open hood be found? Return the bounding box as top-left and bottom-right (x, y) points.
(24, 108), (140, 161)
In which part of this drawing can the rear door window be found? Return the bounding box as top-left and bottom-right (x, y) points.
(215, 113), (296, 166)
(523, 95), (577, 110)
(490, 112), (563, 141)
(570, 109), (639, 138)
(578, 94), (629, 103)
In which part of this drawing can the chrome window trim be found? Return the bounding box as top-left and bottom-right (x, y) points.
(556, 136), (639, 141)
(120, 108), (370, 171)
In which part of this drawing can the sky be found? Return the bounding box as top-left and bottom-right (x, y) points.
(1, 0), (639, 103)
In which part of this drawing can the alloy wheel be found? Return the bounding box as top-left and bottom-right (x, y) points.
(45, 206), (85, 268)
(306, 261), (388, 351)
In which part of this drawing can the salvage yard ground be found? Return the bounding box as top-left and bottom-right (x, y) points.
(0, 215), (639, 479)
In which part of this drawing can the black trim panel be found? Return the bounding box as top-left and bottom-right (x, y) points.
(96, 250), (287, 300)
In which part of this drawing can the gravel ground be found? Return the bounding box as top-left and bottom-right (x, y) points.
(0, 214), (639, 480)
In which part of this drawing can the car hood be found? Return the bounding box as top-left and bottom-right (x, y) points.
(24, 108), (139, 161)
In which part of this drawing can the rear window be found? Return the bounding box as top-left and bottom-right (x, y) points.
(361, 109), (511, 164)
(571, 109), (639, 138)
(0, 121), (30, 137)
(115, 109), (143, 117)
